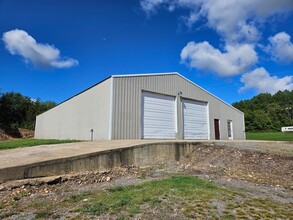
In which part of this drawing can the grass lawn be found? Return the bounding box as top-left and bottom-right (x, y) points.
(9, 175), (290, 219)
(0, 139), (80, 150)
(79, 176), (225, 218)
(246, 132), (293, 141)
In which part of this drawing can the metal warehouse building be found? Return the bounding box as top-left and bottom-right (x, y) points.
(35, 72), (245, 140)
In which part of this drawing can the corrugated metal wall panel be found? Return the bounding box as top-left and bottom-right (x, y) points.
(35, 79), (112, 140)
(112, 74), (245, 140)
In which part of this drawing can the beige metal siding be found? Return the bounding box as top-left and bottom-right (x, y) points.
(112, 74), (245, 140)
(35, 78), (112, 140)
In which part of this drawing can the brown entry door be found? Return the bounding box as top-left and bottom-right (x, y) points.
(214, 119), (220, 140)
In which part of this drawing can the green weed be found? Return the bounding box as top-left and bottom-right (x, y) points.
(67, 191), (91, 203)
(83, 203), (108, 215)
(34, 210), (51, 219)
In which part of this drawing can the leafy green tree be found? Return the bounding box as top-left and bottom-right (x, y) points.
(233, 90), (293, 132)
(252, 110), (273, 131)
(251, 93), (272, 110)
(0, 92), (31, 128)
(0, 92), (56, 129)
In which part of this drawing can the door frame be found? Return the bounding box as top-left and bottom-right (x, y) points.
(227, 120), (233, 140)
(140, 90), (176, 139)
(182, 98), (209, 140)
(214, 119), (220, 140)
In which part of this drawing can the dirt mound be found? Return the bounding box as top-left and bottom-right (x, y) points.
(180, 144), (293, 189)
(17, 128), (34, 139)
(0, 125), (34, 141)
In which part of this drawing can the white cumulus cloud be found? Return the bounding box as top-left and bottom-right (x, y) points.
(180, 41), (258, 76)
(267, 32), (293, 64)
(2, 29), (79, 69)
(239, 67), (293, 94)
(140, 0), (293, 44)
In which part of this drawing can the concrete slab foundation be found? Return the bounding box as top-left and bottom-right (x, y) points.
(0, 140), (203, 182)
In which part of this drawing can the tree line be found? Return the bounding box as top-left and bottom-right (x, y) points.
(232, 90), (293, 132)
(0, 91), (56, 130)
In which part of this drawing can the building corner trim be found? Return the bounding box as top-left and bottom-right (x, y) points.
(207, 102), (211, 140)
(108, 77), (114, 140)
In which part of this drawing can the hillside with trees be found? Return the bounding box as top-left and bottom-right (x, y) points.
(0, 91), (56, 134)
(232, 90), (293, 132)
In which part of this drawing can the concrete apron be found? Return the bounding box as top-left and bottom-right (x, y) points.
(0, 142), (202, 182)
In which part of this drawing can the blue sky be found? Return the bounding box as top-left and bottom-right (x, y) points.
(1, 0), (293, 104)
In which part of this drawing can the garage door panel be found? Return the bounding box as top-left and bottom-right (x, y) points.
(183, 99), (208, 140)
(141, 91), (176, 139)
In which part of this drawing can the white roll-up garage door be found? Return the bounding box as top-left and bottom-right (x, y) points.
(141, 91), (176, 139)
(182, 99), (208, 139)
